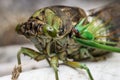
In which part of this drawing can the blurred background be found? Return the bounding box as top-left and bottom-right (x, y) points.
(0, 0), (119, 78)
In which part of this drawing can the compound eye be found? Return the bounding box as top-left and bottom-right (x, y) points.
(43, 24), (57, 37)
(47, 26), (54, 32)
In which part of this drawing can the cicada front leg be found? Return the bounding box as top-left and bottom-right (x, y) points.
(64, 61), (94, 80)
(17, 47), (46, 72)
(12, 47), (46, 80)
(50, 56), (59, 80)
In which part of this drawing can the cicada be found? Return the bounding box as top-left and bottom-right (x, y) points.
(14, 5), (120, 80)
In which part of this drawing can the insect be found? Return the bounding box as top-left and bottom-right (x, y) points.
(15, 5), (120, 80)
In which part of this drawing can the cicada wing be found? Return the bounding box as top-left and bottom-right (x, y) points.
(88, 1), (120, 45)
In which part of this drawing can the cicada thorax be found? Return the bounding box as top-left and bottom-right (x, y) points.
(49, 6), (87, 25)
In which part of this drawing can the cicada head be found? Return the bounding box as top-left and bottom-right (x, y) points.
(16, 8), (63, 39)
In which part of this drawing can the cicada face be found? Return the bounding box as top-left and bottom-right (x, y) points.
(16, 10), (61, 39)
(16, 8), (63, 39)
(16, 19), (44, 38)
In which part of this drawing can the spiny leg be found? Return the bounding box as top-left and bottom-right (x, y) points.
(17, 47), (46, 71)
(50, 56), (59, 80)
(64, 61), (94, 80)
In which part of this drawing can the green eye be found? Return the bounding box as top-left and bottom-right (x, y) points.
(43, 24), (57, 37)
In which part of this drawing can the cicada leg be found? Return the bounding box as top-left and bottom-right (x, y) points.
(80, 48), (105, 61)
(80, 48), (94, 60)
(17, 47), (46, 72)
(64, 61), (94, 80)
(50, 56), (59, 80)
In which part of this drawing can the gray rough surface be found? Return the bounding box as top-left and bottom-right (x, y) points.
(0, 49), (120, 80)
